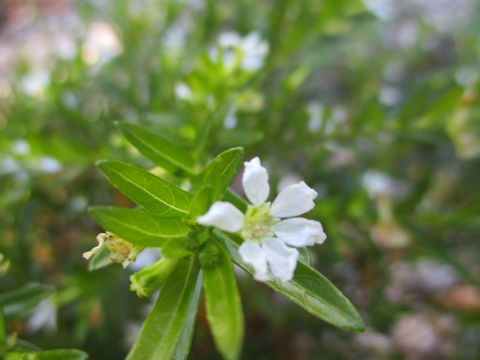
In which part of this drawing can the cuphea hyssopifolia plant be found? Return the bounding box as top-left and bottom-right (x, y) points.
(84, 122), (364, 360)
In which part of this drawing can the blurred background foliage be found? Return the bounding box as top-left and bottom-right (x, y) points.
(1, 0), (480, 359)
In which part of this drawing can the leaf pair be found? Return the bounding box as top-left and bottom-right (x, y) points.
(90, 123), (245, 251)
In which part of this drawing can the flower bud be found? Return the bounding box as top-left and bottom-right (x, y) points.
(129, 257), (178, 297)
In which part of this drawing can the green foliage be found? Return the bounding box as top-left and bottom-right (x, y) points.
(5, 349), (88, 360)
(97, 160), (192, 217)
(126, 256), (202, 360)
(0, 284), (55, 318)
(2, 0), (480, 358)
(192, 148), (245, 202)
(116, 122), (196, 175)
(215, 230), (365, 332)
(201, 242), (244, 360)
(88, 206), (190, 246)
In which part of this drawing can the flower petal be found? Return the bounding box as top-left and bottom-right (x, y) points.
(263, 237), (298, 282)
(197, 201), (244, 232)
(270, 181), (317, 218)
(273, 218), (327, 247)
(242, 157), (270, 206)
(239, 241), (269, 281)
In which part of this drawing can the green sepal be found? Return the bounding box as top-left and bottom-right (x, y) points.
(88, 246), (112, 271)
(198, 240), (220, 268)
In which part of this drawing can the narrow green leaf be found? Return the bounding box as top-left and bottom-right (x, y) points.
(173, 271), (203, 360)
(0, 309), (5, 344)
(88, 206), (190, 247)
(223, 189), (248, 212)
(0, 284), (55, 317)
(37, 349), (88, 360)
(127, 256), (201, 360)
(193, 148), (244, 202)
(98, 160), (192, 217)
(88, 246), (112, 271)
(214, 231), (365, 332)
(189, 186), (212, 220)
(201, 242), (244, 360)
(6, 349), (88, 360)
(116, 122), (195, 174)
(11, 338), (42, 351)
(193, 117), (212, 156)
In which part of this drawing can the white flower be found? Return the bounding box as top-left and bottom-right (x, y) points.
(210, 32), (269, 72)
(197, 157), (326, 282)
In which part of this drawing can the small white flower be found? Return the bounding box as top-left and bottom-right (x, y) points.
(197, 157), (326, 282)
(211, 31), (269, 72)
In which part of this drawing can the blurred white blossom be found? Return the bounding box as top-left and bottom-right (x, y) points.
(211, 32), (269, 71)
(82, 22), (122, 65)
(27, 299), (57, 333)
(21, 69), (50, 96)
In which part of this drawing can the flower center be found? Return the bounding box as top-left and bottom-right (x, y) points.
(241, 203), (279, 242)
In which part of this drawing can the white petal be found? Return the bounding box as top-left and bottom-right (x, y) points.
(273, 218), (327, 247)
(239, 241), (269, 281)
(197, 201), (244, 232)
(263, 237), (298, 282)
(242, 157), (270, 206)
(270, 181), (317, 218)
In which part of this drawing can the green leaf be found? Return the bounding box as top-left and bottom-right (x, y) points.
(193, 148), (244, 202)
(189, 186), (212, 220)
(6, 349), (88, 360)
(127, 256), (202, 360)
(201, 242), (243, 360)
(214, 231), (365, 332)
(97, 160), (192, 217)
(0, 309), (5, 345)
(193, 117), (212, 157)
(173, 270), (203, 360)
(223, 189), (248, 212)
(88, 206), (190, 247)
(88, 246), (112, 271)
(116, 122), (195, 174)
(0, 284), (55, 317)
(37, 349), (88, 360)
(11, 338), (42, 351)
(218, 129), (264, 147)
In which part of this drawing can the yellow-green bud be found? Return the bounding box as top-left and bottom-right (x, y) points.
(129, 257), (178, 298)
(83, 232), (144, 269)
